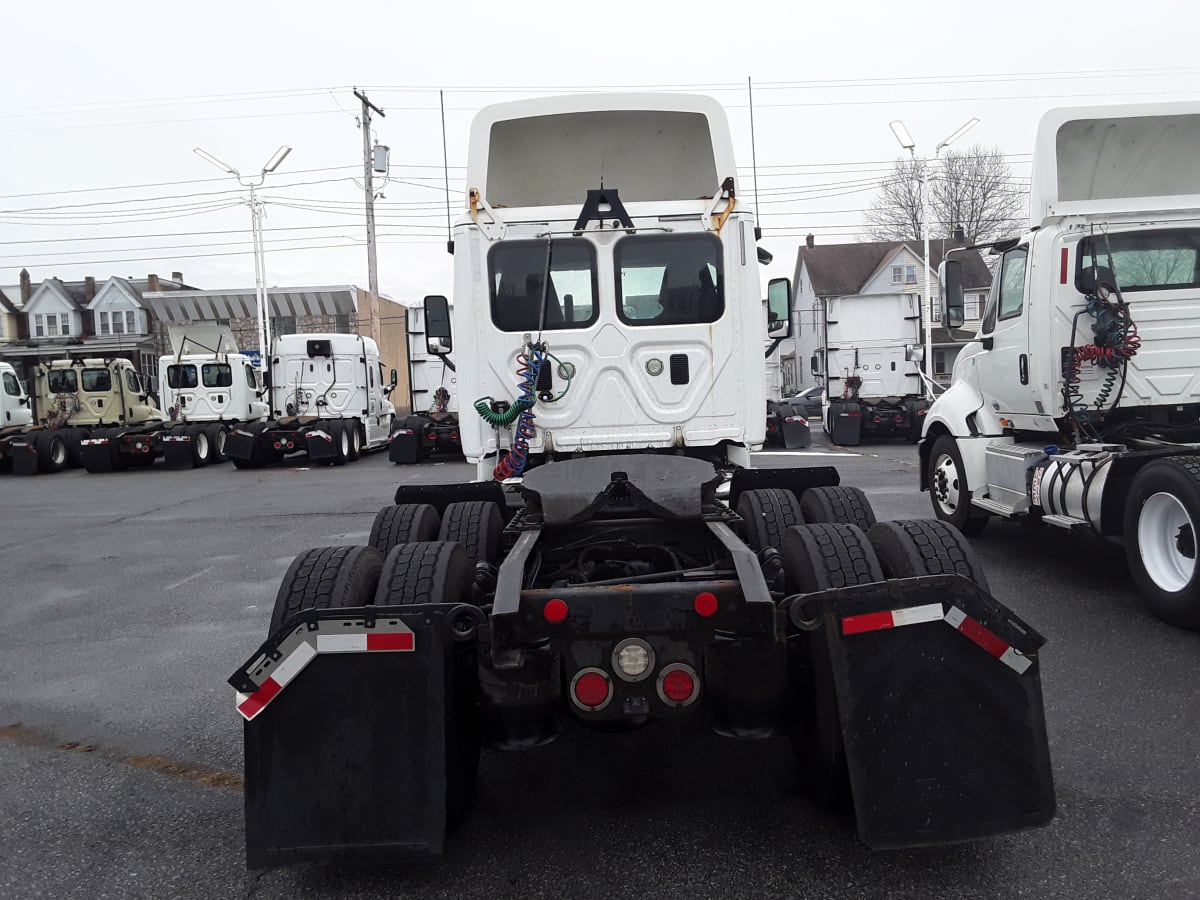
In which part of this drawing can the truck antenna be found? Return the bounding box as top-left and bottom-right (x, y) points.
(441, 90), (453, 255)
(748, 76), (761, 241)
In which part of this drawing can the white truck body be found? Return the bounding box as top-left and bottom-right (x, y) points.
(923, 101), (1200, 628)
(451, 93), (767, 480)
(0, 361), (32, 428)
(158, 353), (267, 424)
(407, 306), (458, 417)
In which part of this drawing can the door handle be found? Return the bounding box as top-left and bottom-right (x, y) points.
(1019, 354), (1029, 385)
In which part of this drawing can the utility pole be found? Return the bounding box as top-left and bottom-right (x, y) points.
(354, 88), (384, 345)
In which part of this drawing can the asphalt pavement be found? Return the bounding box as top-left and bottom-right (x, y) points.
(1, 434), (1198, 899)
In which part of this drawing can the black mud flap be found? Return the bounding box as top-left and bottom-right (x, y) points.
(728, 464), (839, 510)
(11, 439), (39, 475)
(781, 417), (813, 450)
(793, 574), (1055, 848)
(162, 434), (193, 468)
(389, 428), (420, 464)
(225, 429), (257, 462)
(231, 605), (466, 867)
(306, 427), (336, 461)
(79, 438), (114, 473)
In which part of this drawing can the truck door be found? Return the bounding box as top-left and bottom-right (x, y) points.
(974, 246), (1034, 416)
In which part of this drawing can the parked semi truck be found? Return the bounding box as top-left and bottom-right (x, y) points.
(390, 304), (462, 464)
(0, 361), (34, 469)
(798, 286), (932, 446)
(924, 101), (1200, 630)
(764, 333), (813, 449)
(226, 332), (396, 468)
(230, 93), (1054, 867)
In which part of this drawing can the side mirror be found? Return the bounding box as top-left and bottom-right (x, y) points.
(767, 277), (794, 338)
(390, 368), (398, 387)
(19, 396), (29, 406)
(938, 259), (965, 329)
(424, 295), (452, 356)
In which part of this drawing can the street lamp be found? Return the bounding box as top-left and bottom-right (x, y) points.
(193, 145), (293, 371)
(888, 118), (978, 393)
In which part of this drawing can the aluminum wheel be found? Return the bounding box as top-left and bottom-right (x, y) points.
(1137, 491), (1197, 593)
(50, 437), (67, 467)
(196, 432), (209, 458)
(214, 428), (227, 456)
(931, 451), (963, 518)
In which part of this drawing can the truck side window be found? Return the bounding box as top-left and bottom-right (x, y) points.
(201, 363), (233, 388)
(3, 372), (20, 396)
(245, 365), (258, 390)
(81, 369), (112, 392)
(167, 365), (199, 389)
(489, 240), (598, 332)
(125, 369), (140, 393)
(997, 248), (1028, 321)
(615, 233), (724, 326)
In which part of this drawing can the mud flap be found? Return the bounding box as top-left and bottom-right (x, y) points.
(225, 429), (257, 462)
(162, 434), (193, 468)
(306, 427), (336, 461)
(12, 439), (39, 475)
(792, 574), (1055, 848)
(231, 605), (464, 867)
(781, 414), (812, 450)
(79, 437), (115, 473)
(389, 428), (420, 464)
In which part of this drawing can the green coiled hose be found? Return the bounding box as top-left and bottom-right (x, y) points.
(473, 396), (533, 427)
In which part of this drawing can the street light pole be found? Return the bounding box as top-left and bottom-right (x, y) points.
(193, 145), (292, 372)
(888, 118), (978, 393)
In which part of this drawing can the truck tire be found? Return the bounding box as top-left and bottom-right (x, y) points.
(799, 485), (877, 532)
(438, 500), (503, 571)
(62, 428), (85, 468)
(269, 545), (383, 635)
(736, 488), (804, 552)
(867, 519), (990, 593)
(375, 541), (479, 823)
(346, 419), (362, 461)
(1124, 457), (1200, 629)
(927, 434), (989, 536)
(781, 523), (882, 811)
(331, 420), (350, 466)
(205, 423), (229, 464)
(185, 424), (211, 468)
(368, 503), (441, 557)
(35, 431), (69, 474)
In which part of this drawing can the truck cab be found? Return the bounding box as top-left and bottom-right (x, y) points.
(0, 362), (32, 427)
(429, 93), (785, 481)
(159, 353), (267, 424)
(36, 358), (161, 428)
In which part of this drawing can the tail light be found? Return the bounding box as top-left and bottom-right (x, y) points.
(657, 663), (699, 707)
(611, 638), (654, 682)
(570, 668), (612, 711)
(273, 442), (282, 450)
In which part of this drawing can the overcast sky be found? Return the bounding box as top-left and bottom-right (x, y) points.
(3, 0), (1199, 304)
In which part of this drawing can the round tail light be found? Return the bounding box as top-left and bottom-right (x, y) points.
(657, 663), (699, 707)
(570, 668), (612, 711)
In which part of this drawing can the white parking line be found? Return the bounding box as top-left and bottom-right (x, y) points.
(753, 450), (858, 457)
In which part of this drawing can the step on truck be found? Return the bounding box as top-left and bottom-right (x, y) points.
(800, 284), (932, 446)
(390, 304), (462, 464)
(925, 101), (1200, 631)
(226, 332), (397, 468)
(230, 93), (1055, 867)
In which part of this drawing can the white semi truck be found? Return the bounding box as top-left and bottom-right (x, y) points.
(389, 304), (462, 464)
(0, 361), (34, 468)
(230, 93), (1054, 867)
(924, 101), (1200, 630)
(225, 332), (396, 467)
(798, 289), (931, 446)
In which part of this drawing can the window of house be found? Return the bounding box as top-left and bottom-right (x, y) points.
(271, 316), (297, 336)
(891, 266), (903, 284)
(934, 350), (947, 375)
(81, 368), (112, 392)
(963, 294), (981, 320)
(905, 265), (917, 284)
(34, 315), (43, 337)
(201, 363), (233, 388)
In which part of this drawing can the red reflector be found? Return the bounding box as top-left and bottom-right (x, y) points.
(142, 446), (150, 453)
(573, 671), (610, 708)
(367, 632), (414, 651)
(894, 415), (904, 423)
(273, 442), (282, 449)
(543, 598), (569, 623)
(237, 676), (281, 719)
(1060, 247), (1069, 284)
(693, 591), (718, 617)
(662, 669), (695, 703)
(873, 416), (882, 423)
(956, 613), (1010, 658)
(449, 432), (459, 439)
(286, 442), (294, 449)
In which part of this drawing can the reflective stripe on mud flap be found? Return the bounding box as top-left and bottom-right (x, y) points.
(235, 618), (416, 721)
(163, 435), (191, 443)
(841, 601), (1033, 675)
(944, 605), (1032, 674)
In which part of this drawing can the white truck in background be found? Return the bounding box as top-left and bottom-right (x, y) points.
(226, 332), (396, 468)
(389, 304), (462, 464)
(798, 290), (931, 445)
(0, 361), (34, 468)
(925, 101), (1200, 630)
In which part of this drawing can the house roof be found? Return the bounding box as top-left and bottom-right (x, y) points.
(25, 278), (88, 313)
(797, 239), (993, 297)
(140, 286), (366, 324)
(0, 288), (16, 315)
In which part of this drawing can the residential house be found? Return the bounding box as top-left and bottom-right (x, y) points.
(0, 287), (18, 346)
(785, 235), (992, 395)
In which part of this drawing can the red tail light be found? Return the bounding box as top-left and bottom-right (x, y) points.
(543, 598), (568, 623)
(273, 442), (282, 450)
(693, 591), (718, 617)
(657, 663), (699, 706)
(571, 669), (612, 710)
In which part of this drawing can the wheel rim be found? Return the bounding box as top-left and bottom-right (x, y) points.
(1138, 491), (1197, 593)
(196, 432), (209, 457)
(215, 429), (227, 455)
(352, 427), (361, 453)
(51, 438), (67, 466)
(340, 429), (349, 457)
(931, 452), (962, 517)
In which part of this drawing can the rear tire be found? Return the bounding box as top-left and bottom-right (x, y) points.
(368, 503), (441, 557)
(347, 420), (362, 461)
(1124, 457), (1200, 629)
(205, 423), (229, 463)
(35, 431), (68, 474)
(438, 501), (504, 571)
(736, 488), (804, 553)
(185, 424), (211, 468)
(867, 519), (990, 592)
(927, 434), (989, 536)
(376, 541), (479, 823)
(799, 485), (877, 532)
(331, 420), (350, 466)
(781, 523), (883, 811)
(269, 545), (383, 635)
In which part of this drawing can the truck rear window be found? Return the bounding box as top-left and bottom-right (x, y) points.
(47, 370), (77, 394)
(489, 240), (598, 332)
(167, 365), (198, 389)
(3, 372), (21, 396)
(1077, 229), (1200, 292)
(202, 363), (233, 388)
(81, 369), (112, 392)
(616, 233), (724, 326)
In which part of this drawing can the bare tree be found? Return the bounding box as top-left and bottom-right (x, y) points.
(862, 145), (1027, 244)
